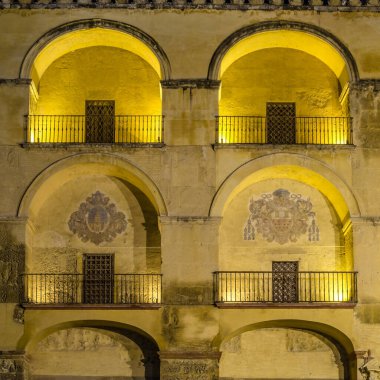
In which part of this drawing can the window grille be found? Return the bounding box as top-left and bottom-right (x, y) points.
(272, 261), (298, 303)
(267, 102), (296, 144)
(85, 100), (115, 143)
(83, 254), (114, 304)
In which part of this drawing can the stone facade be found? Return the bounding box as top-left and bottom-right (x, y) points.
(0, 4), (380, 380)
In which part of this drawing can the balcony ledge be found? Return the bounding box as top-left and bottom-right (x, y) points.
(215, 302), (357, 309)
(21, 142), (165, 150)
(21, 303), (162, 310)
(213, 143), (356, 150)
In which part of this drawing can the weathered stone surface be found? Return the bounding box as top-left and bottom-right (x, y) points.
(160, 357), (219, 380)
(0, 353), (28, 380)
(0, 226), (24, 303)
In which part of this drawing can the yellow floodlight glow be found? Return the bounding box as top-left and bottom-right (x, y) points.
(32, 28), (162, 85)
(223, 165), (350, 225)
(220, 30), (348, 88)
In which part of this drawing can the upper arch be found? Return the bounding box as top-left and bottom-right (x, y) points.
(18, 153), (168, 219)
(209, 153), (361, 225)
(19, 19), (171, 84)
(208, 21), (359, 87)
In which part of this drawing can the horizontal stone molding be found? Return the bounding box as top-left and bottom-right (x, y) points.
(2, 2), (380, 10)
(0, 216), (28, 223)
(159, 216), (222, 225)
(352, 79), (380, 91)
(351, 216), (380, 225)
(161, 79), (220, 89)
(159, 351), (221, 360)
(0, 79), (31, 86)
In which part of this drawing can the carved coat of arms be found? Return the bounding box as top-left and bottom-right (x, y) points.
(68, 191), (127, 245)
(244, 188), (319, 244)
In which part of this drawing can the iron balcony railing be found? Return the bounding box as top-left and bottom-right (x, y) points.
(21, 273), (162, 305)
(216, 116), (353, 145)
(25, 115), (164, 144)
(213, 271), (357, 304)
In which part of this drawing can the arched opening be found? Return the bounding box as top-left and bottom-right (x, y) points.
(19, 154), (165, 306)
(211, 156), (359, 305)
(210, 22), (358, 145)
(22, 20), (170, 144)
(218, 321), (355, 380)
(24, 321), (160, 379)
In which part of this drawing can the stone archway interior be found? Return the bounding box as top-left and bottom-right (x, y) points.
(219, 328), (343, 379)
(29, 327), (145, 379)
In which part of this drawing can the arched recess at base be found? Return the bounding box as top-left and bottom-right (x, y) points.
(18, 320), (161, 379)
(215, 319), (357, 380)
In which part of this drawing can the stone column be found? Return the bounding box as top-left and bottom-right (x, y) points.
(160, 79), (220, 146)
(0, 351), (29, 380)
(160, 351), (221, 380)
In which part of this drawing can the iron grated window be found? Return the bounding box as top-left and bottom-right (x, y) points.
(267, 102), (296, 144)
(85, 100), (115, 143)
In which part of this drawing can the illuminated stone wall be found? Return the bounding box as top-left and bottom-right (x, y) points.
(30, 328), (145, 379)
(219, 48), (344, 117)
(35, 46), (161, 116)
(1, 8), (380, 380)
(220, 328), (342, 379)
(219, 178), (345, 272)
(27, 174), (160, 274)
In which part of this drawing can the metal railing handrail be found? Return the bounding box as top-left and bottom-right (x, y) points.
(215, 115), (353, 145)
(214, 270), (358, 274)
(213, 270), (358, 304)
(25, 114), (165, 144)
(21, 273), (162, 305)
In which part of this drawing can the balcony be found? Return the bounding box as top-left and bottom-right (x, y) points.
(21, 273), (162, 308)
(213, 271), (357, 307)
(25, 115), (164, 145)
(216, 116), (353, 145)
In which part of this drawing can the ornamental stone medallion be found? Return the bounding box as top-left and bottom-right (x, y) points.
(68, 191), (127, 245)
(244, 188), (319, 244)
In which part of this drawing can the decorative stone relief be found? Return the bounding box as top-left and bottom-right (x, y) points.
(160, 358), (218, 380)
(13, 305), (24, 324)
(244, 188), (319, 244)
(0, 353), (28, 380)
(286, 330), (329, 352)
(0, 359), (16, 374)
(220, 336), (241, 354)
(360, 354), (380, 380)
(68, 191), (127, 245)
(36, 328), (128, 352)
(162, 307), (179, 344)
(0, 226), (25, 303)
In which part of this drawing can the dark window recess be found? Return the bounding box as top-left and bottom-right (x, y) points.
(85, 100), (115, 143)
(83, 254), (114, 304)
(272, 261), (298, 303)
(267, 102), (296, 144)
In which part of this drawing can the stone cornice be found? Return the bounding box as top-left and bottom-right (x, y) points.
(0, 78), (31, 86)
(159, 351), (222, 360)
(2, 2), (380, 10)
(161, 79), (220, 89)
(351, 216), (380, 225)
(159, 216), (222, 225)
(0, 216), (28, 223)
(352, 80), (380, 91)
